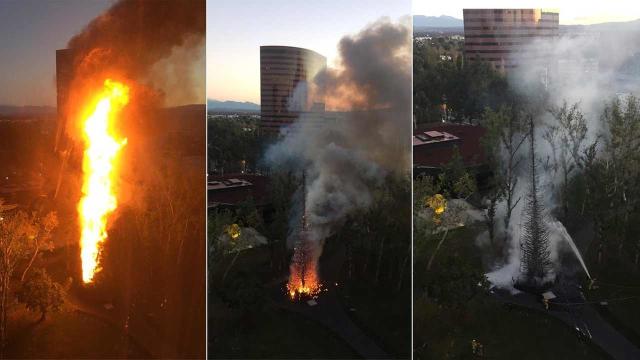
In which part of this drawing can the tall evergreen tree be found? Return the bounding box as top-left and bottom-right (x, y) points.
(519, 118), (553, 284)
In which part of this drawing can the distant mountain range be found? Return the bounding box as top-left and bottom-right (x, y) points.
(0, 105), (56, 117)
(560, 19), (640, 33)
(413, 15), (463, 28)
(207, 99), (259, 112)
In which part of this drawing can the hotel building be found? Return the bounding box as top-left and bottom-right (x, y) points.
(260, 46), (326, 132)
(463, 9), (559, 72)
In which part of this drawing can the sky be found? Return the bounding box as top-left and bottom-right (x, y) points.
(207, 0), (411, 104)
(413, 0), (640, 25)
(0, 0), (113, 107)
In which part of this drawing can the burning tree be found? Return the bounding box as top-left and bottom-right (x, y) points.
(77, 79), (129, 284)
(518, 119), (553, 287)
(287, 172), (321, 300)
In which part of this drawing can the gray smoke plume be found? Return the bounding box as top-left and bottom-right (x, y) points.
(265, 17), (411, 250)
(65, 0), (205, 125)
(486, 22), (640, 290)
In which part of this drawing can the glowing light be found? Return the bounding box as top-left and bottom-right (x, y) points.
(426, 194), (446, 215)
(426, 194), (447, 224)
(78, 79), (129, 283)
(225, 223), (241, 240)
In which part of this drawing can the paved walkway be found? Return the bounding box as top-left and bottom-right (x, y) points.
(271, 286), (389, 359)
(491, 288), (640, 360)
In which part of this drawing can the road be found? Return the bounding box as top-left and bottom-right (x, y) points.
(491, 287), (640, 360)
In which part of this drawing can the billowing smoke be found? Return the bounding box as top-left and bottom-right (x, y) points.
(265, 17), (411, 256)
(65, 0), (205, 137)
(486, 22), (640, 290)
(67, 0), (204, 89)
(62, 0), (205, 207)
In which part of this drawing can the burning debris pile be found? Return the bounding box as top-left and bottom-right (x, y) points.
(265, 18), (411, 301)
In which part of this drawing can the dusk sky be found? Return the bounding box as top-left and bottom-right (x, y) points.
(413, 0), (640, 25)
(207, 0), (411, 104)
(0, 0), (112, 107)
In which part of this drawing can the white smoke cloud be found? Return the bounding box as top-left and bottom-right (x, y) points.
(485, 24), (640, 290)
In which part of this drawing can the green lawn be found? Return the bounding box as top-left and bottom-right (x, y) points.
(5, 304), (148, 359)
(337, 265), (411, 358)
(209, 246), (358, 359)
(414, 295), (608, 360)
(414, 225), (608, 359)
(584, 258), (640, 348)
(209, 296), (357, 359)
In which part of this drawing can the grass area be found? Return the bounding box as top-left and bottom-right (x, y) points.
(5, 304), (148, 359)
(585, 257), (640, 347)
(210, 246), (358, 359)
(211, 234), (411, 359)
(414, 225), (608, 359)
(209, 295), (357, 359)
(337, 265), (411, 358)
(415, 295), (608, 359)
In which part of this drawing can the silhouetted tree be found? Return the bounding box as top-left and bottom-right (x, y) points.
(17, 268), (64, 322)
(519, 119), (552, 284)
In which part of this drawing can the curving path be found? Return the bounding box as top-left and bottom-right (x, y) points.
(491, 288), (640, 360)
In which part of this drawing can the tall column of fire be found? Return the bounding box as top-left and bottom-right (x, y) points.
(77, 79), (130, 283)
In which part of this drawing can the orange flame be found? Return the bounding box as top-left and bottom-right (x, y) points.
(78, 79), (129, 283)
(286, 250), (321, 300)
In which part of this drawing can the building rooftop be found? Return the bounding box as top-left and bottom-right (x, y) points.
(208, 174), (269, 208)
(413, 123), (487, 168)
(413, 130), (459, 146)
(207, 178), (252, 191)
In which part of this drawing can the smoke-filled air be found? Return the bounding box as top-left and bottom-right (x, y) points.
(413, 11), (640, 359)
(487, 24), (640, 291)
(265, 17), (411, 298)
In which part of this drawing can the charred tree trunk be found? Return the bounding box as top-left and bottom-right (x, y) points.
(396, 243), (410, 292)
(374, 236), (386, 285)
(519, 119), (552, 284)
(487, 196), (497, 245)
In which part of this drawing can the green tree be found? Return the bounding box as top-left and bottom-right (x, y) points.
(413, 38), (511, 124)
(427, 254), (488, 308)
(208, 116), (261, 174)
(0, 202), (58, 350)
(17, 268), (64, 322)
(544, 102), (588, 218)
(20, 211), (58, 282)
(600, 97), (640, 262)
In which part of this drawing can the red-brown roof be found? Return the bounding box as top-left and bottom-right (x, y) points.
(207, 173), (269, 207)
(413, 123), (487, 167)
